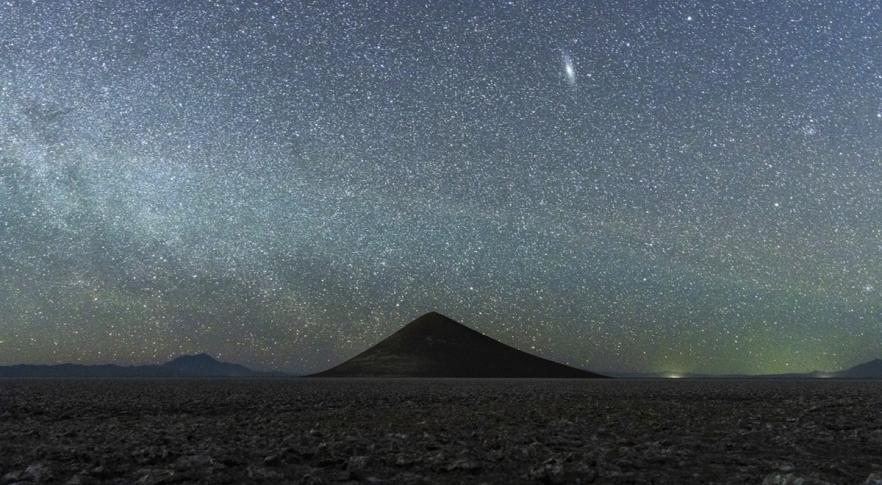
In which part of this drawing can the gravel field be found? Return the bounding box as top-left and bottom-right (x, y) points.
(1, 379), (881, 484)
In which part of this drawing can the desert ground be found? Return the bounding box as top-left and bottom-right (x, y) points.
(1, 379), (881, 484)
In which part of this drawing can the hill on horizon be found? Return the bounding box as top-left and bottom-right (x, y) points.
(0, 353), (279, 378)
(313, 312), (606, 378)
(836, 359), (882, 378)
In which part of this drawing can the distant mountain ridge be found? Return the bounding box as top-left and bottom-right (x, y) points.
(162, 353), (258, 377)
(2, 342), (877, 380)
(606, 358), (882, 379)
(0, 353), (281, 378)
(314, 312), (606, 378)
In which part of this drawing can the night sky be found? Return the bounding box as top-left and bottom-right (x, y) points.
(1, 1), (881, 375)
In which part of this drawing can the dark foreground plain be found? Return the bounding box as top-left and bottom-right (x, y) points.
(1, 379), (881, 484)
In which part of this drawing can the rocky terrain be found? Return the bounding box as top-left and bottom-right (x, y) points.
(1, 379), (881, 484)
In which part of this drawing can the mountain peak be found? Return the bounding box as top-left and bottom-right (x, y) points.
(404, 312), (461, 329)
(413, 311), (457, 322)
(165, 353), (219, 366)
(420, 311), (450, 319)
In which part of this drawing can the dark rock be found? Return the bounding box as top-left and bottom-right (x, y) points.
(520, 441), (551, 461)
(298, 468), (326, 485)
(423, 451), (446, 470)
(394, 473), (437, 485)
(762, 472), (833, 485)
(134, 468), (175, 485)
(1, 471), (21, 485)
(529, 458), (565, 484)
(394, 454), (417, 467)
(444, 458), (482, 473)
(64, 472), (97, 485)
(2, 464), (53, 484)
(528, 457), (595, 484)
(132, 446), (170, 465)
(347, 455), (370, 473)
(88, 466), (110, 479)
(173, 454), (220, 471)
(247, 466), (283, 481)
(865, 472), (882, 485)
(24, 464), (52, 483)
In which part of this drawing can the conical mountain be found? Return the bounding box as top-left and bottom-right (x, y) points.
(314, 312), (606, 378)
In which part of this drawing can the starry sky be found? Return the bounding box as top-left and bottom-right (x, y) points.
(1, 0), (881, 375)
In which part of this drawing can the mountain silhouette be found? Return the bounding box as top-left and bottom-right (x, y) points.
(0, 354), (277, 378)
(837, 359), (882, 378)
(162, 353), (257, 377)
(314, 312), (606, 378)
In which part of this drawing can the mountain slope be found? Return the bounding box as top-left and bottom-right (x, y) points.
(314, 312), (605, 378)
(837, 359), (882, 378)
